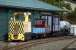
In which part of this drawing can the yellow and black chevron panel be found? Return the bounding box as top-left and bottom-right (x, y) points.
(8, 18), (14, 34)
(8, 17), (24, 41)
(17, 21), (24, 34)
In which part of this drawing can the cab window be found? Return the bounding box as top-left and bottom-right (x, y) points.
(15, 14), (25, 21)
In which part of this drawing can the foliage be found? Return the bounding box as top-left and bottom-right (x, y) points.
(67, 8), (76, 24)
(39, 0), (72, 10)
(64, 3), (72, 10)
(40, 0), (64, 7)
(39, 0), (76, 23)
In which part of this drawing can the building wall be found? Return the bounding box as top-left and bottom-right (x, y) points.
(0, 9), (9, 40)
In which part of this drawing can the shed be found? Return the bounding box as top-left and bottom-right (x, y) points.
(0, 0), (64, 40)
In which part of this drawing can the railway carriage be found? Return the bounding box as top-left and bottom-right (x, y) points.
(31, 12), (60, 39)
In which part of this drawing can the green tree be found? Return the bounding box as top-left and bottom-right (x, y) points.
(64, 3), (72, 10)
(40, 0), (64, 8)
(40, 0), (76, 24)
(40, 0), (72, 10)
(67, 8), (76, 24)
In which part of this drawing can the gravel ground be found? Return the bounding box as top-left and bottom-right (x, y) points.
(23, 38), (76, 50)
(0, 41), (8, 50)
(0, 37), (76, 50)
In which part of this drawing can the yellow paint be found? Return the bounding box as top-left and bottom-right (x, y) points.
(8, 12), (31, 41)
(8, 32), (14, 41)
(8, 32), (24, 41)
(25, 15), (29, 22)
(18, 33), (24, 40)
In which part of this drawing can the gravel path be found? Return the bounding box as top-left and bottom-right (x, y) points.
(0, 37), (76, 50)
(0, 41), (8, 50)
(24, 38), (76, 50)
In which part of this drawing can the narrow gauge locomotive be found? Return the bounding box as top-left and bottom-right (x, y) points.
(8, 12), (31, 41)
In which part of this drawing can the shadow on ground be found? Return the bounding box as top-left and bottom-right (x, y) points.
(63, 48), (76, 50)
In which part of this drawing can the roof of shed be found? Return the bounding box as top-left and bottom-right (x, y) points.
(0, 0), (65, 11)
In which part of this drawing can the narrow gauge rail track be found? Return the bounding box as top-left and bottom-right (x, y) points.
(3, 36), (76, 50)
